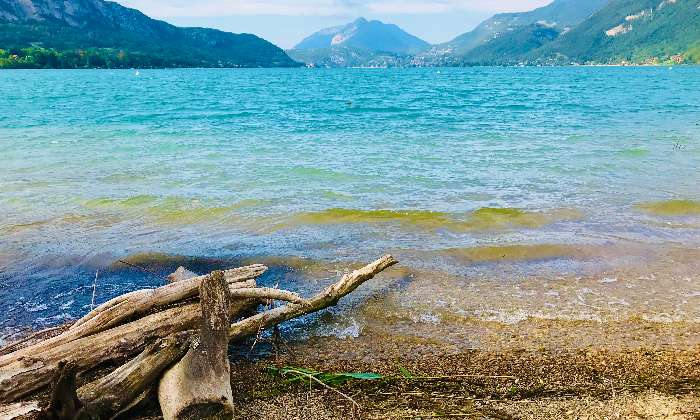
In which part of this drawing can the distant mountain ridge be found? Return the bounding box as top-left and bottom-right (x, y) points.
(0, 0), (300, 68)
(3, 0), (698, 68)
(456, 0), (700, 65)
(417, 0), (610, 63)
(294, 18), (429, 53)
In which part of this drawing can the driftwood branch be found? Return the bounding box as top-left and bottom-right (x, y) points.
(228, 255), (398, 339)
(228, 287), (306, 305)
(0, 268), (262, 370)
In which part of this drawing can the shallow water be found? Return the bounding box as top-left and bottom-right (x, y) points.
(1, 67), (699, 336)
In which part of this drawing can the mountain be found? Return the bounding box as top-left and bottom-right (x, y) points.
(294, 18), (429, 53)
(417, 0), (609, 63)
(287, 18), (429, 67)
(0, 0), (300, 68)
(538, 0), (700, 64)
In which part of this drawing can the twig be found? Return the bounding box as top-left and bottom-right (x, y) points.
(283, 369), (361, 410)
(117, 259), (169, 281)
(247, 317), (267, 357)
(91, 270), (99, 310)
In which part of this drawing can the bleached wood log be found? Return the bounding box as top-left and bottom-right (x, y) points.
(167, 266), (199, 283)
(70, 264), (266, 335)
(158, 271), (234, 419)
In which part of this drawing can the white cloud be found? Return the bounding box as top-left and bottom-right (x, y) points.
(365, 1), (453, 14)
(118, 0), (551, 18)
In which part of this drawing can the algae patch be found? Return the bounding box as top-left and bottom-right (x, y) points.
(438, 244), (580, 263)
(83, 195), (263, 224)
(280, 207), (581, 232)
(636, 199), (700, 216)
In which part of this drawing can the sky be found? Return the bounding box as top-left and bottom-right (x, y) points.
(117, 0), (553, 49)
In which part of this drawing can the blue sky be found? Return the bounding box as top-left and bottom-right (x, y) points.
(117, 0), (552, 49)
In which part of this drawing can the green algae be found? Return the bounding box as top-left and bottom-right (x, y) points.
(84, 195), (158, 209)
(281, 207), (581, 232)
(618, 147), (649, 158)
(636, 199), (700, 216)
(286, 208), (455, 231)
(83, 195), (262, 224)
(439, 244), (580, 263)
(112, 251), (190, 269)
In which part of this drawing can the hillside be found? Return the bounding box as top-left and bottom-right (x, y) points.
(419, 0), (609, 61)
(0, 0), (300, 68)
(460, 23), (562, 65)
(538, 0), (700, 63)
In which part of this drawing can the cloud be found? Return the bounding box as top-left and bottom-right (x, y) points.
(365, 1), (453, 14)
(118, 0), (551, 18)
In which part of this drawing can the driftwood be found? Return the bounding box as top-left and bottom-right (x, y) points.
(78, 332), (193, 419)
(0, 401), (41, 419)
(0, 255), (398, 419)
(0, 284), (259, 402)
(0, 265), (266, 367)
(158, 271), (234, 419)
(69, 265), (266, 343)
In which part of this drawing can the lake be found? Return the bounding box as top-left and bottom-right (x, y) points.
(1, 67), (699, 340)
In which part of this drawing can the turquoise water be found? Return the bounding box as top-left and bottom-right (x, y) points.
(1, 67), (700, 332)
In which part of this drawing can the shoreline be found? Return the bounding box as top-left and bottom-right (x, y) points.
(5, 316), (698, 419)
(3, 248), (699, 418)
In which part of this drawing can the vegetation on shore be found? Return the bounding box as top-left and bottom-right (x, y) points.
(0, 47), (172, 69)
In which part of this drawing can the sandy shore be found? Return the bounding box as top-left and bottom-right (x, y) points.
(228, 341), (700, 419)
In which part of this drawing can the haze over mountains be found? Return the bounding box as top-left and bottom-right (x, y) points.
(1, 0), (698, 68)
